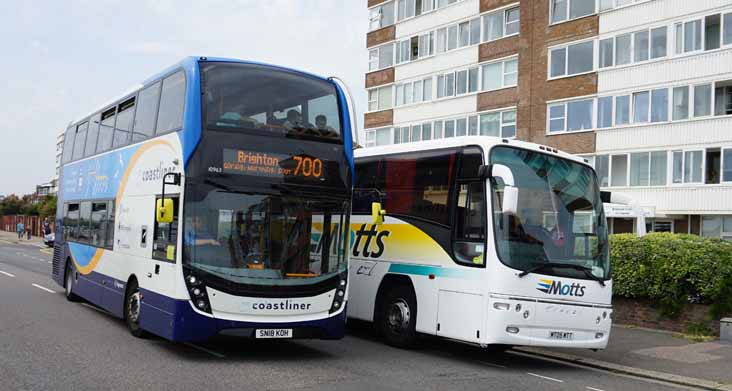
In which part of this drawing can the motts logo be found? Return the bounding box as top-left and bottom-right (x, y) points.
(537, 279), (586, 297)
(352, 224), (390, 259)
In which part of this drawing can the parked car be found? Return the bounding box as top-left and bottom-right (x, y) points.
(43, 227), (54, 247)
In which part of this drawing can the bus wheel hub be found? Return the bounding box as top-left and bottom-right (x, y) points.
(388, 299), (410, 332)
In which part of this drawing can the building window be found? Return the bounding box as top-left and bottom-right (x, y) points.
(693, 84), (712, 117)
(479, 109), (516, 138)
(550, 0), (595, 24)
(595, 154), (609, 187)
(396, 33), (433, 64)
(369, 43), (395, 72)
(365, 127), (392, 147)
(706, 148), (722, 184)
(395, 77), (432, 107)
(611, 154), (628, 187)
(676, 19), (702, 53)
(599, 38), (614, 68)
(597, 96), (613, 128)
(549, 40), (594, 78)
(714, 80), (732, 116)
(651, 26), (668, 59)
(632, 91), (649, 123)
(367, 86), (393, 112)
(672, 86), (689, 120)
(369, 1), (395, 31)
(723, 148), (732, 182)
(629, 151), (667, 187)
(701, 216), (732, 241)
(481, 57), (518, 91)
(679, 150), (703, 183)
(615, 34), (632, 65)
(547, 98), (593, 133)
(724, 13), (732, 46)
(615, 95), (630, 125)
(437, 67), (476, 98)
(482, 6), (520, 43)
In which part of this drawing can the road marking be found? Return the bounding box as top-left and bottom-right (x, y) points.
(527, 373), (564, 383)
(0, 270), (15, 277)
(587, 387), (606, 391)
(184, 343), (226, 359)
(478, 360), (508, 369)
(32, 283), (58, 294)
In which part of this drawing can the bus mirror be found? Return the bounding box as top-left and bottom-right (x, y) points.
(372, 202), (386, 225)
(502, 186), (519, 215)
(156, 199), (174, 224)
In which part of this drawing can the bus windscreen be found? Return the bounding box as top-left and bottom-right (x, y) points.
(202, 62), (342, 142)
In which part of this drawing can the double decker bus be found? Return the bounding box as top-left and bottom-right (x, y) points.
(53, 57), (355, 342)
(349, 137), (612, 349)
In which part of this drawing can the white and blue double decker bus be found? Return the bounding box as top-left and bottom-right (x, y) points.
(53, 57), (355, 342)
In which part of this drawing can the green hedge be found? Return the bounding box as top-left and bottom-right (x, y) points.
(610, 232), (732, 318)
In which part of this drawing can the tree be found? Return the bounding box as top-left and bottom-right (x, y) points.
(39, 196), (57, 219)
(0, 195), (23, 216)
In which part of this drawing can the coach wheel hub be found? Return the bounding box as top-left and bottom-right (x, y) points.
(127, 292), (141, 324)
(387, 299), (411, 333)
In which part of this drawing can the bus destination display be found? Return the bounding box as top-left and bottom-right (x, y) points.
(222, 148), (324, 179)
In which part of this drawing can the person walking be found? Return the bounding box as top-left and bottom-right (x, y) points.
(17, 221), (24, 240)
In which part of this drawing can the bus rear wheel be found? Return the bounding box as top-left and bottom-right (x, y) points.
(64, 263), (80, 302)
(124, 280), (147, 338)
(380, 285), (418, 348)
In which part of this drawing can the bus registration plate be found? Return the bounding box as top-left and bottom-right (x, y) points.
(549, 331), (573, 340)
(256, 329), (292, 339)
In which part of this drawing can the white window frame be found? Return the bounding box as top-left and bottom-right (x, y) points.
(548, 38), (596, 80)
(366, 85), (394, 112)
(628, 150), (668, 187)
(481, 4), (521, 43)
(670, 148), (705, 185)
(395, 77), (434, 107)
(477, 108), (518, 138)
(369, 1), (396, 32)
(480, 56), (519, 92)
(546, 96), (596, 134)
(722, 147), (732, 183)
(368, 43), (395, 72)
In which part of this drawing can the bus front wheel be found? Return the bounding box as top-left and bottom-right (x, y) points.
(124, 280), (147, 338)
(380, 285), (418, 348)
(64, 262), (80, 302)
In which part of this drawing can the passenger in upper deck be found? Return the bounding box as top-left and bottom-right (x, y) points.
(315, 115), (338, 138)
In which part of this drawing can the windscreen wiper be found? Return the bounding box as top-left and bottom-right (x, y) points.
(518, 262), (605, 286)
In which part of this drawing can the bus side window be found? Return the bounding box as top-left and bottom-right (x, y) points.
(61, 126), (75, 164)
(65, 203), (80, 242)
(454, 182), (486, 266)
(106, 200), (115, 250)
(78, 202), (92, 244)
(90, 201), (108, 248)
(153, 197), (179, 261)
(132, 82), (161, 143)
(72, 122), (89, 161)
(97, 108), (116, 153)
(156, 71), (186, 135)
(84, 113), (101, 157)
(113, 97), (136, 148)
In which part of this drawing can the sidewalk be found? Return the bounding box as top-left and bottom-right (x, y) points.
(518, 325), (732, 390)
(0, 230), (46, 247)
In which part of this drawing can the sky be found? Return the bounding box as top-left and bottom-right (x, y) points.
(0, 0), (369, 196)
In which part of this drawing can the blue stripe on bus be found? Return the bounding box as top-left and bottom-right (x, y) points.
(387, 263), (478, 279)
(334, 82), (355, 185)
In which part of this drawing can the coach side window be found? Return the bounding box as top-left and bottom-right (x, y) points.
(65, 203), (80, 241)
(383, 150), (456, 226)
(72, 122), (88, 161)
(353, 159), (385, 214)
(132, 82), (161, 143)
(84, 113), (101, 157)
(97, 108), (116, 153)
(112, 97), (135, 148)
(156, 71), (186, 135)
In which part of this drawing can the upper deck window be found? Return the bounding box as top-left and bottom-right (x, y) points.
(156, 71), (186, 135)
(202, 62), (342, 142)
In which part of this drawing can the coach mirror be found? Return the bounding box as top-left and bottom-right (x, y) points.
(156, 199), (175, 224)
(371, 202), (386, 225)
(482, 164), (518, 215)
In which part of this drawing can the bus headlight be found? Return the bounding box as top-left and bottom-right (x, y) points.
(185, 273), (212, 314)
(330, 273), (347, 314)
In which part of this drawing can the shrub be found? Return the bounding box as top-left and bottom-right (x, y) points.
(610, 232), (732, 318)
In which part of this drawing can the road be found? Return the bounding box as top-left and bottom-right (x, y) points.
(0, 239), (696, 391)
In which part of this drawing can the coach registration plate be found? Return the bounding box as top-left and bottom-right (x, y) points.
(255, 329), (292, 339)
(549, 331), (573, 340)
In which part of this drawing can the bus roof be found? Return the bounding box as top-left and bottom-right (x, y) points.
(69, 56), (332, 126)
(353, 136), (589, 166)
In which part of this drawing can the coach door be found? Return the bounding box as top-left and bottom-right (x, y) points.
(436, 147), (487, 343)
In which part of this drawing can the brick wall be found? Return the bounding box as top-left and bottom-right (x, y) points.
(367, 25), (396, 48)
(366, 68), (395, 88)
(613, 297), (723, 336)
(364, 109), (394, 128)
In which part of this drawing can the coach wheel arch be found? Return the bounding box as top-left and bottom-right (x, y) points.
(373, 274), (416, 328)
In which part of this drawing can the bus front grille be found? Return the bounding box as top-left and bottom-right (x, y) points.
(52, 243), (63, 278)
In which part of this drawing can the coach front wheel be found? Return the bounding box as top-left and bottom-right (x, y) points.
(380, 286), (418, 348)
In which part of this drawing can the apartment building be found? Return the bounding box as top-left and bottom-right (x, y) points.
(51, 128), (65, 195)
(363, 0), (732, 239)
